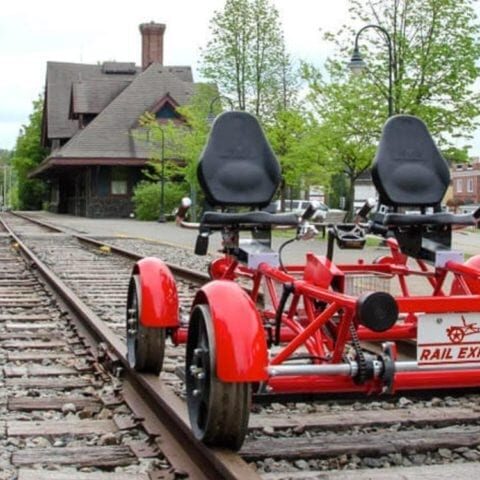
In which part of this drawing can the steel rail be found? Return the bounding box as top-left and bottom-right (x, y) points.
(1, 215), (260, 480)
(10, 211), (211, 285)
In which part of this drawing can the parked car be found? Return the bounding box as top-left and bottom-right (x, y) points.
(268, 199), (329, 222)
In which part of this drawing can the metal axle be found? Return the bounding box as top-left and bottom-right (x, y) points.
(267, 360), (480, 378)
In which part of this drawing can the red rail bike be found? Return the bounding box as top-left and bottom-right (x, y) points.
(126, 112), (480, 450)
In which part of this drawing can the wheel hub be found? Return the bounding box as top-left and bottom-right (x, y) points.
(189, 347), (208, 399)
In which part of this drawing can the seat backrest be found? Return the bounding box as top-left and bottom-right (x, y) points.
(371, 115), (450, 208)
(197, 111), (281, 208)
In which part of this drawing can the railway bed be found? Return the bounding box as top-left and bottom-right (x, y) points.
(0, 213), (256, 480)
(2, 211), (480, 479)
(0, 235), (170, 479)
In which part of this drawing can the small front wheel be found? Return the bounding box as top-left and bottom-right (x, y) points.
(186, 304), (251, 450)
(126, 274), (166, 374)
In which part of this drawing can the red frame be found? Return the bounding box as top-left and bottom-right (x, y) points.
(198, 237), (480, 394)
(140, 236), (480, 395)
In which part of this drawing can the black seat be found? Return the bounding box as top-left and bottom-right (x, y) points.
(372, 115), (449, 209)
(198, 111), (280, 210)
(371, 115), (475, 261)
(372, 115), (474, 227)
(194, 111), (295, 255)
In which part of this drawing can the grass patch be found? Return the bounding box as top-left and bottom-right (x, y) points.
(365, 235), (383, 247)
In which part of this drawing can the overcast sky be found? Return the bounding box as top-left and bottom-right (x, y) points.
(1, 0), (479, 153)
(0, 0), (348, 150)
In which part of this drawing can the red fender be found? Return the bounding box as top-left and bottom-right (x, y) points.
(451, 255), (480, 295)
(193, 281), (268, 382)
(133, 257), (179, 328)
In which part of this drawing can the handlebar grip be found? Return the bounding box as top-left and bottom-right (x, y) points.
(356, 198), (376, 220)
(301, 202), (318, 221)
(473, 207), (480, 221)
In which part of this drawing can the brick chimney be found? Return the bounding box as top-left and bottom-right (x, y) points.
(139, 22), (166, 69)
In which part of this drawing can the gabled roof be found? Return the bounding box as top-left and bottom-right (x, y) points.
(32, 61), (196, 178)
(44, 61), (139, 140)
(70, 78), (132, 117)
(43, 61), (193, 141)
(149, 92), (182, 121)
(49, 63), (195, 159)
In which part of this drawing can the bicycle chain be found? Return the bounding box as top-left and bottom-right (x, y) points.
(349, 321), (368, 384)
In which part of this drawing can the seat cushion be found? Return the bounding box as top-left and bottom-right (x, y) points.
(201, 211), (299, 227)
(384, 212), (475, 227)
(197, 111), (281, 208)
(372, 115), (450, 207)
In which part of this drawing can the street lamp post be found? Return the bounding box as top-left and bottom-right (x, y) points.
(207, 95), (234, 125)
(348, 24), (393, 117)
(156, 127), (166, 223)
(146, 128), (166, 223)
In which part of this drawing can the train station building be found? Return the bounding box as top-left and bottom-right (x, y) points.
(31, 22), (195, 218)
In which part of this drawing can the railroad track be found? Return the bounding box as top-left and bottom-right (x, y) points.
(0, 235), (165, 479)
(0, 212), (257, 480)
(2, 212), (480, 479)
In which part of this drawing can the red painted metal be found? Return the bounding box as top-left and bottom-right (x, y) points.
(137, 231), (480, 398)
(397, 295), (480, 313)
(209, 257), (237, 280)
(450, 256), (480, 295)
(394, 370), (480, 391)
(134, 257), (179, 328)
(267, 368), (480, 394)
(270, 302), (340, 365)
(268, 375), (380, 394)
(192, 281), (268, 382)
(356, 323), (416, 341)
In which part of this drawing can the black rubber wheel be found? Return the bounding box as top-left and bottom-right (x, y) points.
(186, 304), (251, 450)
(126, 274), (165, 374)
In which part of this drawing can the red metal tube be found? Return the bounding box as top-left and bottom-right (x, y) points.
(270, 302), (339, 365)
(267, 369), (480, 394)
(357, 323), (416, 341)
(394, 370), (480, 390)
(267, 375), (381, 394)
(397, 295), (480, 313)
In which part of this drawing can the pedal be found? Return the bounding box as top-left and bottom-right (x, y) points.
(335, 224), (366, 249)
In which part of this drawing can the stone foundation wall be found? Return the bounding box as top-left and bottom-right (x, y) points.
(86, 197), (134, 218)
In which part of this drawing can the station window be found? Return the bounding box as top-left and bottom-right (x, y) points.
(456, 178), (463, 193)
(111, 167), (128, 195)
(467, 178), (474, 193)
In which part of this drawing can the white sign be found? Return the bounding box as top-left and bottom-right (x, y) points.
(417, 313), (480, 366)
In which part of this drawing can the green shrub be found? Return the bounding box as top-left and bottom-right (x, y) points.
(132, 181), (188, 220)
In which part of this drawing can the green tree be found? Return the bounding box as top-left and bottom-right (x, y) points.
(324, 0), (480, 142)
(265, 110), (331, 208)
(200, 0), (286, 118)
(0, 150), (9, 162)
(303, 63), (378, 217)
(11, 96), (47, 210)
(138, 84), (219, 220)
(132, 181), (188, 221)
(0, 149), (13, 208)
(305, 0), (480, 216)
(201, 0), (332, 202)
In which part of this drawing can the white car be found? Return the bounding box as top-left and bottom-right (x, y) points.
(270, 200), (329, 222)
